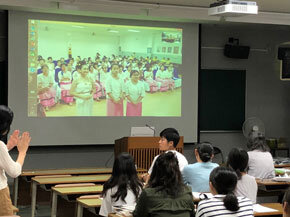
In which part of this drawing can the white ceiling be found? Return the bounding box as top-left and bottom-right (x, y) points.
(120, 0), (290, 13)
(0, 0), (290, 25)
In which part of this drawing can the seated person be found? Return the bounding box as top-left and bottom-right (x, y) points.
(182, 142), (218, 192)
(247, 132), (275, 179)
(133, 152), (195, 217)
(99, 153), (143, 217)
(227, 148), (257, 203)
(196, 167), (254, 217)
(283, 188), (290, 217)
(144, 128), (188, 182)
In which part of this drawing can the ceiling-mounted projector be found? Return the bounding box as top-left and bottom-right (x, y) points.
(208, 0), (258, 17)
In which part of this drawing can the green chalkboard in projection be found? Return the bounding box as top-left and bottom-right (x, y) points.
(199, 69), (245, 131)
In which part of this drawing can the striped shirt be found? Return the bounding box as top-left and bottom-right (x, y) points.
(196, 195), (253, 217)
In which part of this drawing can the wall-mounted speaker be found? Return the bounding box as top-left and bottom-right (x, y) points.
(281, 58), (290, 80)
(224, 44), (250, 59)
(278, 47), (290, 60)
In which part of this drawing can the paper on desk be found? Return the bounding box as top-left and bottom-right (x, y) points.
(253, 204), (278, 213)
(192, 192), (213, 200)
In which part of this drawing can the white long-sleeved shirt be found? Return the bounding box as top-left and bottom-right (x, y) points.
(99, 186), (139, 217)
(0, 141), (22, 190)
(247, 150), (275, 179)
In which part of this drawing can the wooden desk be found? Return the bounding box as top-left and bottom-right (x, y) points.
(76, 197), (102, 217)
(31, 174), (110, 217)
(1, 216), (20, 217)
(51, 185), (103, 217)
(254, 203), (283, 216)
(256, 179), (290, 191)
(275, 164), (290, 168)
(14, 167), (112, 207)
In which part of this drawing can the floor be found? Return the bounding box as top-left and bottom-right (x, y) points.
(18, 205), (51, 217)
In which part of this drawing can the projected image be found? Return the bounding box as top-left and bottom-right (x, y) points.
(28, 20), (183, 117)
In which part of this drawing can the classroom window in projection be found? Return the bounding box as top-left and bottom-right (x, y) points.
(28, 20), (183, 117)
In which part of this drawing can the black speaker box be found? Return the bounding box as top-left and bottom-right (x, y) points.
(278, 47), (290, 60)
(281, 58), (290, 79)
(224, 44), (250, 59)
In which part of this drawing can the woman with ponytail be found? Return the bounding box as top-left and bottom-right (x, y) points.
(227, 148), (257, 203)
(182, 142), (218, 192)
(196, 167), (253, 217)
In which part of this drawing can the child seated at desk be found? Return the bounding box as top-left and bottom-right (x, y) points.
(247, 132), (275, 179)
(196, 167), (253, 217)
(133, 152), (195, 217)
(227, 148), (257, 203)
(182, 142), (218, 192)
(143, 128), (188, 183)
(99, 153), (143, 217)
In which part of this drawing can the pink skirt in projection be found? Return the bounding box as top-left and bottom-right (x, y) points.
(156, 78), (169, 92)
(39, 87), (56, 107)
(145, 79), (158, 92)
(60, 82), (74, 103)
(107, 98), (123, 116)
(126, 102), (142, 116)
(94, 82), (102, 99)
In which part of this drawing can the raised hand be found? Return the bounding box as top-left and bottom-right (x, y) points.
(17, 132), (31, 154)
(7, 130), (20, 151)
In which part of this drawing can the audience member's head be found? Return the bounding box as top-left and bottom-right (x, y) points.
(283, 188), (290, 217)
(102, 152), (142, 202)
(247, 131), (269, 152)
(195, 142), (214, 163)
(209, 166), (239, 212)
(0, 105), (14, 138)
(159, 128), (180, 150)
(227, 148), (249, 179)
(148, 152), (185, 197)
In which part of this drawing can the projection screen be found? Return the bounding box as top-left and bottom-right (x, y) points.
(8, 11), (199, 145)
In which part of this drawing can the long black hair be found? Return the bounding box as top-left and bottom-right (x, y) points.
(227, 148), (249, 179)
(148, 152), (185, 197)
(196, 142), (214, 162)
(102, 153), (142, 202)
(210, 167), (239, 211)
(0, 105), (13, 139)
(246, 132), (270, 152)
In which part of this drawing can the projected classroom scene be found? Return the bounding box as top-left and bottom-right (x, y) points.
(28, 20), (183, 117)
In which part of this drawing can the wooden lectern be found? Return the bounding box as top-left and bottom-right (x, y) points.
(114, 137), (184, 171)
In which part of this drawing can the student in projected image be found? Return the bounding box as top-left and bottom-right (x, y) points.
(73, 64), (84, 81)
(99, 64), (110, 96)
(120, 65), (131, 83)
(47, 57), (55, 72)
(37, 64), (57, 111)
(168, 63), (182, 88)
(31, 53), (182, 116)
(105, 64), (125, 116)
(58, 63), (74, 105)
(144, 65), (160, 92)
(88, 65), (102, 101)
(70, 64), (96, 116)
(155, 64), (174, 91)
(125, 70), (145, 116)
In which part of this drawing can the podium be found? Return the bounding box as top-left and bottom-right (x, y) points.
(114, 137), (184, 170)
